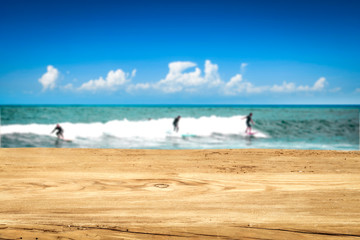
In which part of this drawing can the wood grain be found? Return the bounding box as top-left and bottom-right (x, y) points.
(0, 148), (359, 239)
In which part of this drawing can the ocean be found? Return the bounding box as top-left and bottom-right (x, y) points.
(0, 105), (359, 150)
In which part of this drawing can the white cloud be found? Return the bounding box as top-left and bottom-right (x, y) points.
(226, 74), (242, 88)
(224, 74), (268, 95)
(204, 60), (222, 86)
(155, 61), (203, 91)
(270, 81), (296, 93)
(296, 77), (327, 92)
(224, 74), (242, 95)
(153, 60), (223, 93)
(271, 77), (327, 93)
(312, 77), (326, 90)
(223, 76), (328, 95)
(78, 69), (135, 91)
(38, 65), (59, 91)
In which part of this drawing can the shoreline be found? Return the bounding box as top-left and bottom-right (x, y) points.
(1, 148), (359, 239)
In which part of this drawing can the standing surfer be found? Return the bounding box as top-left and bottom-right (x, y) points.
(51, 124), (64, 139)
(243, 113), (255, 134)
(173, 116), (181, 132)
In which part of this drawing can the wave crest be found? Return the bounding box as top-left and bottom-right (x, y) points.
(1, 115), (268, 140)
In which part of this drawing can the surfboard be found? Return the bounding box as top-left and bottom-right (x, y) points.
(246, 132), (257, 136)
(55, 138), (72, 143)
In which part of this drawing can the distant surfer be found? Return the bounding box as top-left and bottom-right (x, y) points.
(243, 113), (255, 134)
(51, 124), (64, 139)
(173, 116), (181, 132)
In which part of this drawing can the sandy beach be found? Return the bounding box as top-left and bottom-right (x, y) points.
(0, 148), (359, 240)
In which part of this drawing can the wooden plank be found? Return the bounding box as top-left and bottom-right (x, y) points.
(0, 148), (359, 239)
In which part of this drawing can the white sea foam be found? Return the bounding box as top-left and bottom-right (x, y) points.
(1, 115), (268, 140)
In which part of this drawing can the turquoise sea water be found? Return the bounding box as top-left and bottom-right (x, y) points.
(1, 105), (359, 150)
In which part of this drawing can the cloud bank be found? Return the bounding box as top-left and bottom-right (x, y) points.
(78, 69), (135, 91)
(42, 60), (334, 97)
(224, 76), (327, 95)
(128, 60), (328, 96)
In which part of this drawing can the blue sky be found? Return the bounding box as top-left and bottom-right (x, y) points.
(1, 0), (359, 104)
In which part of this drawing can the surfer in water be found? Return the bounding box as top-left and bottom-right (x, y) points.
(173, 115), (181, 132)
(243, 113), (255, 134)
(51, 124), (64, 139)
